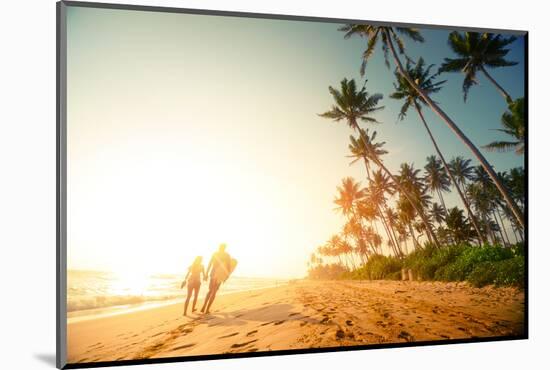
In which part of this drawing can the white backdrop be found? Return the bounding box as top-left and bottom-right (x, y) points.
(0, 0), (546, 369)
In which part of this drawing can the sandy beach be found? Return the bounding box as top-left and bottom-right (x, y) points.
(67, 280), (525, 364)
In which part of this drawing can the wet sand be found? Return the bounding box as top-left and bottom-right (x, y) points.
(67, 280), (525, 364)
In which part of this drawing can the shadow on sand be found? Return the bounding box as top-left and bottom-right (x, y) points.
(195, 303), (319, 327)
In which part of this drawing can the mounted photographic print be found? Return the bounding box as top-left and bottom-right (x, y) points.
(56, 1), (527, 368)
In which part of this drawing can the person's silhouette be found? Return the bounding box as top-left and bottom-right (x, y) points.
(182, 256), (205, 316)
(200, 244), (231, 314)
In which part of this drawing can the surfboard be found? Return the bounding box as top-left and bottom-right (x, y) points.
(228, 258), (238, 277)
(214, 257), (238, 282)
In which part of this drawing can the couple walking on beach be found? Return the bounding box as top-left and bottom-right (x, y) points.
(181, 243), (236, 316)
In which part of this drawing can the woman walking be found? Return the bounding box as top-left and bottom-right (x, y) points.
(181, 256), (206, 316)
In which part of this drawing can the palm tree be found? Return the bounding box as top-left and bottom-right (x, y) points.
(327, 235), (344, 267)
(439, 32), (518, 103)
(384, 207), (403, 255)
(423, 155), (451, 213)
(350, 129), (441, 248)
(334, 177), (365, 218)
(449, 156), (474, 194)
(389, 57), (485, 243)
(445, 207), (475, 244)
(508, 167), (525, 210)
(397, 196), (421, 249)
(319, 78), (402, 253)
(339, 24), (524, 229)
(396, 163), (438, 246)
(338, 24), (424, 75)
(367, 169), (402, 256)
(430, 202), (446, 226)
(483, 98), (525, 154)
(340, 239), (356, 270)
(318, 78), (383, 130)
(467, 182), (499, 245)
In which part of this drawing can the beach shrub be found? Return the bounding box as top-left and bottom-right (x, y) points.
(349, 255), (403, 280)
(386, 270), (402, 281)
(467, 256), (525, 288)
(308, 263), (348, 280)
(434, 244), (514, 282)
(311, 243), (524, 288)
(405, 244), (465, 280)
(494, 256), (525, 287)
(466, 261), (498, 287)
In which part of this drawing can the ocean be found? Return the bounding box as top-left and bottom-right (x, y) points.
(67, 270), (286, 322)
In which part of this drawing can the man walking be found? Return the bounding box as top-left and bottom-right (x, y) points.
(200, 243), (232, 314)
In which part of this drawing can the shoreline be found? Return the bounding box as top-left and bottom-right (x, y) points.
(68, 281), (288, 323)
(67, 280), (525, 364)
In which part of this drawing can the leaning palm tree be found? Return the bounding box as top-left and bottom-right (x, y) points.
(445, 207), (476, 244)
(430, 202), (446, 226)
(319, 78), (397, 249)
(349, 129), (441, 248)
(339, 24), (524, 229)
(508, 166), (525, 210)
(367, 169), (402, 255)
(483, 98), (525, 154)
(449, 156), (475, 194)
(326, 235), (344, 267)
(424, 155), (451, 213)
(390, 57), (485, 244)
(439, 32), (518, 103)
(319, 78), (383, 131)
(334, 177), (365, 218)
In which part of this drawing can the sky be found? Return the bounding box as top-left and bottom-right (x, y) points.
(66, 6), (525, 279)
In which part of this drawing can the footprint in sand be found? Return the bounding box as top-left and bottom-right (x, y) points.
(273, 320), (286, 325)
(231, 339), (258, 348)
(246, 330), (258, 336)
(398, 331), (414, 342)
(345, 320), (353, 326)
(288, 312), (299, 317)
(219, 332), (239, 339)
(171, 343), (197, 351)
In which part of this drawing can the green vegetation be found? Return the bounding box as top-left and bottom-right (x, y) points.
(309, 243), (524, 288)
(306, 28), (525, 287)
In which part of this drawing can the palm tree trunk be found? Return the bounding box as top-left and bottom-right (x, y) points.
(492, 210), (506, 246)
(385, 212), (403, 256)
(354, 126), (441, 248)
(483, 214), (498, 245)
(391, 226), (404, 256)
(436, 188), (448, 216)
(402, 234), (409, 254)
(360, 159), (400, 256)
(414, 103), (486, 245)
(383, 28), (524, 230)
(384, 212), (403, 256)
(508, 214), (520, 244)
(409, 223), (420, 249)
(496, 208), (512, 246)
(379, 211), (399, 256)
(377, 204), (398, 255)
(480, 65), (514, 103)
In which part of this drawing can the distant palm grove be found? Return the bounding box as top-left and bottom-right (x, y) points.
(307, 26), (525, 287)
